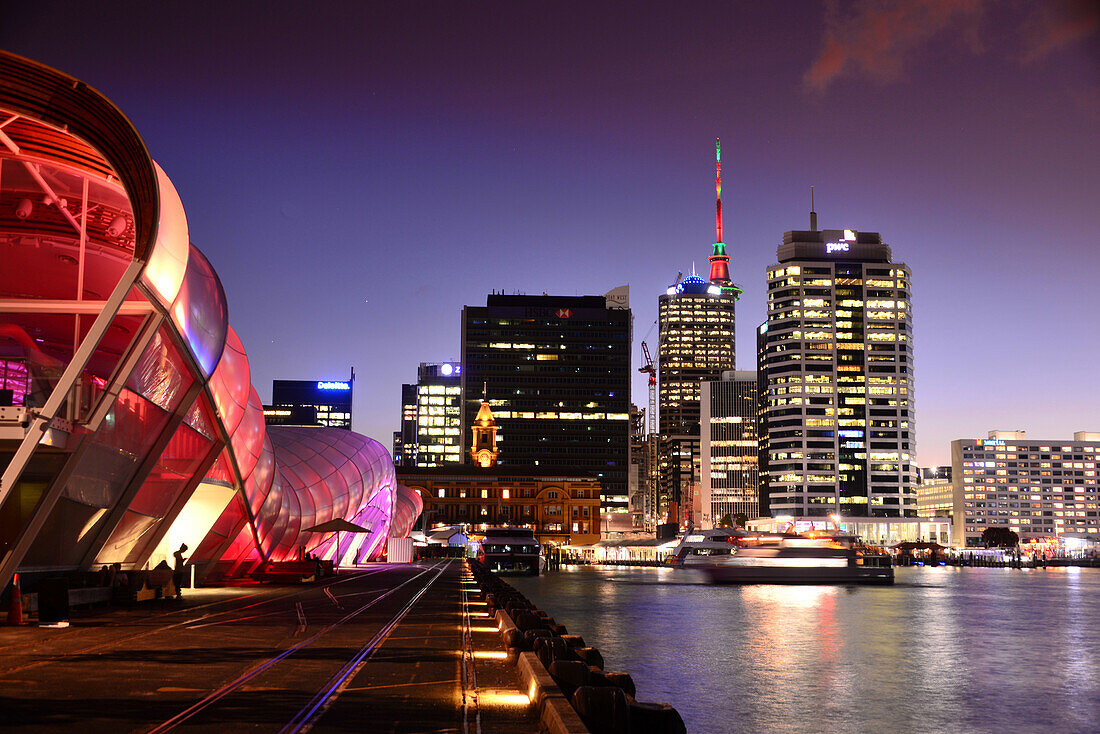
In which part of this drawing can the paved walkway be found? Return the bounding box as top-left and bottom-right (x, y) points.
(0, 559), (537, 733)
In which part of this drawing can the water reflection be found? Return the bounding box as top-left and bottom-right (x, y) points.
(510, 567), (1100, 733)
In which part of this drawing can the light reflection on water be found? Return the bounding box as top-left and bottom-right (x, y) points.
(510, 566), (1100, 733)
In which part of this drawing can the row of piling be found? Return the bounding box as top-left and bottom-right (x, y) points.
(469, 559), (686, 734)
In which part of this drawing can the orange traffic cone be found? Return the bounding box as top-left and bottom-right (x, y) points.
(7, 573), (24, 626)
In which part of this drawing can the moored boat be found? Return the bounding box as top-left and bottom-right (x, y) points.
(475, 527), (541, 575)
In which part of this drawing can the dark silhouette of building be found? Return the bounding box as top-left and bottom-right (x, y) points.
(460, 292), (631, 513)
(268, 372), (354, 429)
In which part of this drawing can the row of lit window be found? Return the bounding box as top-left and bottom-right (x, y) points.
(419, 385), (461, 395)
(487, 411), (630, 420)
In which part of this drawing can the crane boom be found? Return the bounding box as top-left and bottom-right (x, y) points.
(638, 341), (656, 435)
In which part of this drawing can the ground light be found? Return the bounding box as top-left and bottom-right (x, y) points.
(479, 690), (531, 706)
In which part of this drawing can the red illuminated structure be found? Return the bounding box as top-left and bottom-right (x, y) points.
(0, 52), (412, 589)
(707, 138), (740, 297)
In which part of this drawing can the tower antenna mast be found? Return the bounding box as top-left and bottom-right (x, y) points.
(810, 185), (818, 231)
(715, 138), (723, 245)
(707, 138), (741, 298)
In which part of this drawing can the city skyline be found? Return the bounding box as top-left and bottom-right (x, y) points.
(5, 2), (1097, 467)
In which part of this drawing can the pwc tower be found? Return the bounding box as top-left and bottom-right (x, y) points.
(761, 211), (914, 518)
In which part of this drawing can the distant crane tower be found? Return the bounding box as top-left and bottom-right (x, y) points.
(638, 341), (656, 435)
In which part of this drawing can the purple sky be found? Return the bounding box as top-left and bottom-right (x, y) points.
(6, 1), (1098, 466)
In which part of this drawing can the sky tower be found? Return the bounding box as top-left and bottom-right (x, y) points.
(708, 138), (742, 298)
(655, 139), (740, 524)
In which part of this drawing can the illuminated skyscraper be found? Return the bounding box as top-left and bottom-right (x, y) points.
(701, 370), (760, 526)
(656, 140), (740, 521)
(414, 362), (463, 467)
(762, 222), (914, 517)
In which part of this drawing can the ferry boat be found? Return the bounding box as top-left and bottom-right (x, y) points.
(701, 532), (894, 585)
(667, 528), (744, 567)
(475, 527), (541, 575)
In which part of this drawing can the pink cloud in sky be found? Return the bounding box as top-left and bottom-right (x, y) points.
(804, 0), (1099, 94)
(1021, 0), (1100, 64)
(803, 0), (986, 94)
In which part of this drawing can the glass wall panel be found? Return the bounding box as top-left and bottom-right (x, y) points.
(190, 492), (247, 566)
(169, 244), (227, 379)
(208, 327), (249, 435)
(22, 386), (172, 567)
(95, 420), (215, 565)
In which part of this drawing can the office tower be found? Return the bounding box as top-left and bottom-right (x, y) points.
(700, 371), (760, 527)
(950, 431), (1100, 547)
(762, 219), (914, 517)
(756, 322), (770, 516)
(657, 140), (740, 522)
(414, 362), (463, 467)
(270, 373), (354, 428)
(628, 404), (647, 529)
(460, 291), (631, 512)
(393, 383), (419, 467)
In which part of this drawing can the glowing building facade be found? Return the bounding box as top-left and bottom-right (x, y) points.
(762, 226), (914, 517)
(950, 431), (1100, 547)
(414, 362), (463, 467)
(0, 52), (405, 590)
(700, 371), (760, 526)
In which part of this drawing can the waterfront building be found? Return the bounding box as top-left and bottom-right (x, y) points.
(270, 375), (354, 429)
(413, 362), (463, 467)
(657, 140), (741, 522)
(0, 53), (408, 592)
(399, 467), (601, 547)
(460, 291), (631, 513)
(747, 516), (950, 546)
(917, 471), (954, 521)
(762, 217), (914, 518)
(950, 430), (1100, 547)
(700, 371), (760, 527)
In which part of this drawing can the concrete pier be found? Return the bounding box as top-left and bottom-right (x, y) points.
(0, 559), (538, 732)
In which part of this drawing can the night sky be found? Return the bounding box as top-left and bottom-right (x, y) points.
(5, 1), (1097, 466)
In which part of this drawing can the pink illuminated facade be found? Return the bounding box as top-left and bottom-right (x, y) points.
(0, 52), (403, 588)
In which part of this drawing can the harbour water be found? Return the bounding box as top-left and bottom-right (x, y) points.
(510, 566), (1100, 733)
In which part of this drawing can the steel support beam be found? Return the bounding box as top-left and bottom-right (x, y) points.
(0, 294), (158, 592)
(0, 259), (143, 510)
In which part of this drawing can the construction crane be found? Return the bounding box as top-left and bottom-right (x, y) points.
(638, 341), (656, 435)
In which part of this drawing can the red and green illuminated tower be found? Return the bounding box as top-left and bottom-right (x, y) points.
(708, 138), (742, 299)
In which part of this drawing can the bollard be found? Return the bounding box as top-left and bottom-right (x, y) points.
(571, 685), (630, 734)
(627, 700), (687, 734)
(6, 573), (24, 626)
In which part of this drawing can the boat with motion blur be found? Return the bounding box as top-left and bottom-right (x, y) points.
(701, 531), (894, 585)
(666, 528), (743, 567)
